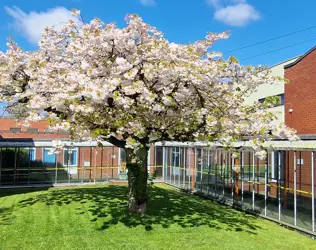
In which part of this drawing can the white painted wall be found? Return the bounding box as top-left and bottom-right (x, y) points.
(244, 56), (300, 124)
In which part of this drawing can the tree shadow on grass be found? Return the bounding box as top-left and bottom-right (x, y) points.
(16, 185), (261, 234)
(0, 207), (15, 225)
(0, 187), (51, 198)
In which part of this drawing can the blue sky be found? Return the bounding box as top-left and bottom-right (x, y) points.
(0, 0), (316, 66)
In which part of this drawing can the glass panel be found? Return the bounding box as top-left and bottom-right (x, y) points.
(296, 151), (313, 231)
(201, 149), (207, 193)
(242, 150), (254, 210)
(154, 147), (163, 180)
(185, 148), (194, 190)
(223, 151), (232, 200)
(29, 149), (35, 161)
(217, 150), (225, 199)
(72, 151), (77, 166)
(64, 149), (78, 166)
(15, 148), (34, 185)
(254, 155), (265, 214)
(172, 147), (180, 188)
(166, 147), (172, 184)
(280, 151), (294, 226)
(44, 149), (56, 164)
(195, 148), (202, 191)
(266, 151), (279, 220)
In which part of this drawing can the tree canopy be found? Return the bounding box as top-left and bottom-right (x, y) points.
(0, 10), (297, 158)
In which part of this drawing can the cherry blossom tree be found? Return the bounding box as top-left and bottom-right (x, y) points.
(0, 10), (297, 213)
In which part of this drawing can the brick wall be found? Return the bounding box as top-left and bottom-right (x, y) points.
(284, 151), (315, 196)
(284, 49), (316, 134)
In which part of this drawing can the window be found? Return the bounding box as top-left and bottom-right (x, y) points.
(120, 149), (126, 163)
(44, 129), (54, 134)
(119, 148), (127, 173)
(27, 128), (38, 134)
(43, 148), (56, 164)
(29, 148), (36, 161)
(16, 148), (36, 167)
(258, 93), (284, 107)
(280, 94), (284, 105)
(271, 151), (285, 182)
(63, 148), (78, 166)
(155, 147), (163, 166)
(258, 98), (265, 104)
(10, 127), (22, 133)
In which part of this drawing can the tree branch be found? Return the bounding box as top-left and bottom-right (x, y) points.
(105, 136), (126, 148)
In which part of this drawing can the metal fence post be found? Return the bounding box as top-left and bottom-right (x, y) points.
(278, 151), (281, 221)
(42, 147), (45, 185)
(178, 147), (181, 188)
(221, 150), (224, 197)
(312, 151), (315, 232)
(0, 148), (2, 186)
(188, 148), (191, 190)
(252, 151), (255, 211)
(111, 147), (114, 179)
(210, 150), (213, 195)
(82, 149), (85, 183)
(271, 151), (275, 180)
(207, 148), (210, 196)
(241, 150), (244, 207)
(14, 147), (17, 186)
(194, 148), (197, 191)
(215, 148), (218, 198)
(200, 148), (203, 193)
(231, 151), (234, 201)
(66, 148), (70, 184)
(16, 148), (20, 185)
(173, 147), (176, 186)
(265, 150), (268, 216)
(162, 147), (167, 182)
(27, 148), (31, 186)
(101, 148), (104, 181)
(294, 151), (297, 226)
(154, 146), (156, 173)
(94, 148), (97, 183)
(55, 152), (58, 185)
(248, 151), (251, 192)
(183, 148), (186, 188)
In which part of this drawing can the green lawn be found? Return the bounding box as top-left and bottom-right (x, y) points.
(0, 184), (315, 250)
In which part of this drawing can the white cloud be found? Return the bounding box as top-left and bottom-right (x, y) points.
(206, 0), (260, 27)
(231, 0), (247, 3)
(206, 0), (221, 8)
(206, 0), (246, 7)
(140, 0), (156, 7)
(4, 6), (79, 45)
(214, 3), (260, 26)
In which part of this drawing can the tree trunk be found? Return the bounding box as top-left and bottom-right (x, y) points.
(126, 147), (149, 214)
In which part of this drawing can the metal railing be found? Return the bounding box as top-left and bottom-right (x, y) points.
(0, 140), (163, 187)
(161, 144), (316, 235)
(0, 139), (315, 235)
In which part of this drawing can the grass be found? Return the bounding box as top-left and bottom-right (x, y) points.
(0, 184), (315, 250)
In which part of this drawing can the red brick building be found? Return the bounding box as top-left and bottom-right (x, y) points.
(283, 48), (316, 200)
(0, 118), (69, 140)
(284, 46), (316, 134)
(0, 118), (162, 185)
